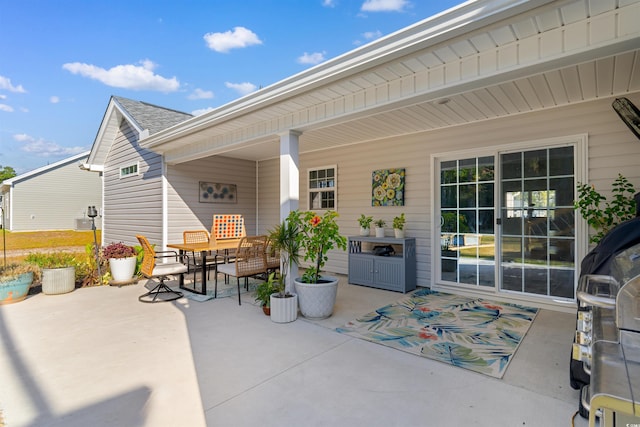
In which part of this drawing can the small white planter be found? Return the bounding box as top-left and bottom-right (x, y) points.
(42, 267), (75, 295)
(270, 293), (298, 323)
(109, 257), (137, 282)
(294, 276), (339, 319)
(394, 228), (405, 238)
(375, 227), (385, 238)
(359, 226), (370, 236)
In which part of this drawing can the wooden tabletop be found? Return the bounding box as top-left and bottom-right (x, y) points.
(167, 239), (241, 252)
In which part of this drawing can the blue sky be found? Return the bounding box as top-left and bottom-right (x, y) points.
(0, 0), (463, 174)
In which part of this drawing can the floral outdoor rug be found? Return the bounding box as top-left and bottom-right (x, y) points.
(337, 288), (538, 378)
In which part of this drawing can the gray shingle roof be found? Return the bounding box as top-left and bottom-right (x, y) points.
(113, 96), (193, 135)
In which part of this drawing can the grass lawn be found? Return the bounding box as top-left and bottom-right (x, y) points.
(0, 229), (101, 264)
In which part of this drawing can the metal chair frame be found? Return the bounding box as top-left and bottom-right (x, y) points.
(136, 235), (187, 303)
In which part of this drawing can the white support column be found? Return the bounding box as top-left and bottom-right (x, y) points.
(280, 130), (300, 291)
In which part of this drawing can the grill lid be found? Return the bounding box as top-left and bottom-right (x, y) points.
(617, 274), (640, 332)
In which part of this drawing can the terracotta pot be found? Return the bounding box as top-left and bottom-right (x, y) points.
(262, 305), (271, 316)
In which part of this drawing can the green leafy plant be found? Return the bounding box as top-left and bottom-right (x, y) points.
(254, 272), (280, 307)
(574, 173), (637, 243)
(285, 210), (347, 284)
(268, 218), (301, 297)
(25, 252), (78, 269)
(357, 214), (373, 228)
(374, 219), (386, 228)
(393, 213), (406, 230)
(0, 263), (39, 283)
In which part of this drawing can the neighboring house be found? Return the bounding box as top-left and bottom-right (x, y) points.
(84, 0), (640, 312)
(0, 151), (102, 231)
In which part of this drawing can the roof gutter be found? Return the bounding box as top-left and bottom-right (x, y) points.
(140, 0), (554, 150)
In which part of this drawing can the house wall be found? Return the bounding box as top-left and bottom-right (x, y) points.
(7, 157), (102, 231)
(103, 120), (163, 248)
(166, 156), (257, 244)
(257, 93), (640, 286)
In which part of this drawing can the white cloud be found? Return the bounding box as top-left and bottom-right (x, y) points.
(363, 30), (383, 40)
(50, 96), (60, 104)
(322, 0), (336, 7)
(297, 51), (326, 65)
(204, 26), (262, 53)
(13, 133), (87, 157)
(192, 107), (215, 116)
(0, 94), (6, 100)
(187, 88), (214, 100)
(0, 76), (26, 93)
(225, 82), (257, 96)
(62, 59), (180, 92)
(0, 104), (13, 112)
(361, 0), (409, 12)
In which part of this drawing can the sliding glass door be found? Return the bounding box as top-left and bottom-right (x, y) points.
(438, 144), (576, 301)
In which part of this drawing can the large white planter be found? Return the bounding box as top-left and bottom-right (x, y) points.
(109, 257), (137, 282)
(294, 276), (339, 319)
(42, 267), (75, 295)
(270, 293), (298, 323)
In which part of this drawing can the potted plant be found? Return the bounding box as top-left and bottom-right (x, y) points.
(254, 272), (280, 315)
(267, 218), (300, 323)
(0, 263), (39, 304)
(103, 242), (137, 283)
(286, 210), (347, 319)
(393, 213), (406, 238)
(357, 214), (373, 236)
(374, 219), (386, 238)
(25, 252), (77, 295)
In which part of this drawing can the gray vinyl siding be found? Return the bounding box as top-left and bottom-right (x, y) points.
(8, 157), (101, 231)
(166, 156), (257, 244)
(256, 158), (280, 234)
(103, 120), (163, 248)
(278, 94), (640, 286)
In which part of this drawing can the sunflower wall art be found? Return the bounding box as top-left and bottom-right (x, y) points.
(372, 168), (405, 206)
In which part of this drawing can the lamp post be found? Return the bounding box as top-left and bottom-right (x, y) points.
(87, 206), (101, 279)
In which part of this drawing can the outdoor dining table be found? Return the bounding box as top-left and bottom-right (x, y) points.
(167, 239), (241, 295)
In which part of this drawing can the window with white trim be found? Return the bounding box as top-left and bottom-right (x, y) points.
(308, 166), (336, 210)
(120, 163), (138, 178)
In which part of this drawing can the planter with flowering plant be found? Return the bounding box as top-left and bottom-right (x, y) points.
(286, 210), (347, 319)
(103, 242), (138, 284)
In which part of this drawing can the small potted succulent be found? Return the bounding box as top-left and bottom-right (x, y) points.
(374, 219), (386, 238)
(393, 213), (406, 238)
(103, 242), (137, 283)
(357, 214), (373, 236)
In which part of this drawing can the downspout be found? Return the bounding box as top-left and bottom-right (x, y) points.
(162, 155), (168, 251)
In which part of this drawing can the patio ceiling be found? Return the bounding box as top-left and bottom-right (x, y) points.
(140, 0), (640, 165)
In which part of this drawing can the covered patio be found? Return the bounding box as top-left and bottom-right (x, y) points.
(0, 276), (586, 426)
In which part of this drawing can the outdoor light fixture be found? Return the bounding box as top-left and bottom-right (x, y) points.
(88, 206), (101, 279)
(612, 97), (640, 140)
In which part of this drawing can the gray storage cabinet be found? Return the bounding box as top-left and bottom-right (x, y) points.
(348, 236), (416, 293)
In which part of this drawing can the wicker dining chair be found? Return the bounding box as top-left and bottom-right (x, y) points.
(215, 235), (268, 305)
(136, 235), (187, 303)
(183, 230), (217, 283)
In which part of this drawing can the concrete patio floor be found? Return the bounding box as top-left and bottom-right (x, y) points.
(0, 275), (587, 427)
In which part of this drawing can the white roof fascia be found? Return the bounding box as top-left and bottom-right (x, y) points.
(3, 151), (90, 186)
(140, 0), (554, 150)
(87, 97), (146, 167)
